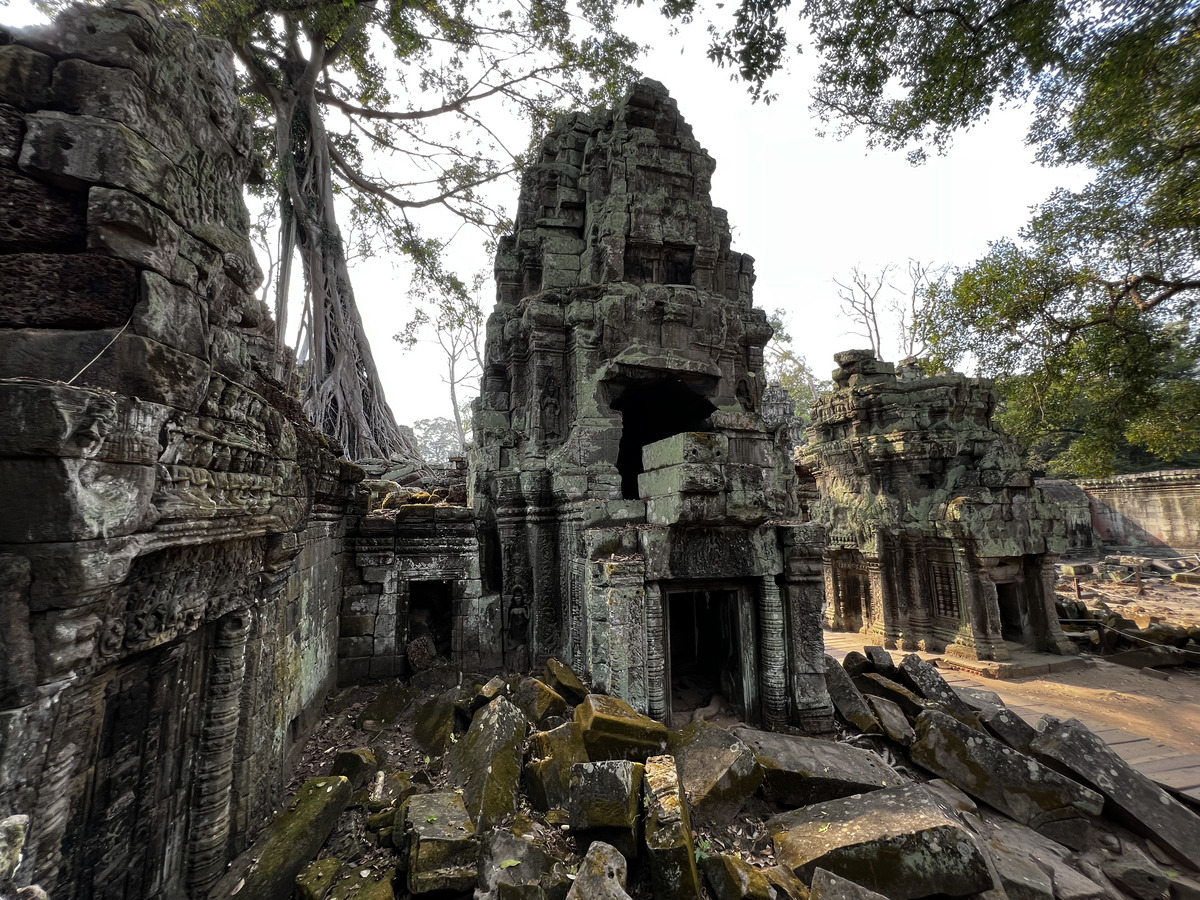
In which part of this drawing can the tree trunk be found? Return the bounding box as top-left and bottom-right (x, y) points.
(273, 89), (423, 463)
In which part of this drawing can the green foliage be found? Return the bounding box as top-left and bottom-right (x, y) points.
(765, 308), (831, 422)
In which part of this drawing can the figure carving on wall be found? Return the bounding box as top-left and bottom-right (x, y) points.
(542, 378), (562, 441)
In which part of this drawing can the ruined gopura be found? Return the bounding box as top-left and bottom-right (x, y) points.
(0, 4), (1077, 897)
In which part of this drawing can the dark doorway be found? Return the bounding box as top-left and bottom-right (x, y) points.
(667, 589), (743, 724)
(996, 582), (1031, 645)
(839, 570), (869, 632)
(408, 579), (454, 660)
(611, 377), (717, 499)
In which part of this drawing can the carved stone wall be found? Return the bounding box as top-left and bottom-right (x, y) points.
(1076, 469), (1200, 552)
(0, 5), (359, 897)
(802, 351), (1074, 661)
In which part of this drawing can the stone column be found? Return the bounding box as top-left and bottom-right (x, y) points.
(758, 576), (788, 731)
(1037, 553), (1075, 655)
(645, 581), (666, 722)
(864, 560), (891, 647)
(186, 609), (251, 896)
(782, 526), (835, 734)
(904, 538), (933, 650)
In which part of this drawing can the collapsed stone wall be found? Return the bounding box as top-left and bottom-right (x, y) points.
(0, 5), (358, 897)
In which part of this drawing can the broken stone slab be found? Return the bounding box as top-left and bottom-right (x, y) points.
(765, 865), (812, 899)
(544, 657), (588, 704)
(853, 672), (931, 719)
(400, 792), (478, 895)
(896, 653), (977, 720)
(475, 818), (559, 900)
(979, 706), (1039, 755)
(526, 721), (589, 812)
(863, 646), (896, 677)
(295, 858), (343, 900)
(841, 650), (870, 677)
(1, 815), (28, 890)
(865, 695), (914, 745)
(511, 675), (567, 726)
(210, 776), (352, 900)
(1100, 842), (1171, 900)
(331, 748), (379, 791)
(667, 720), (763, 825)
(568, 760), (644, 860)
(413, 685), (466, 756)
(823, 655), (880, 735)
(966, 810), (1106, 900)
(1030, 715), (1200, 869)
(447, 696), (528, 830)
(737, 726), (900, 806)
(327, 867), (394, 899)
(565, 840), (632, 900)
(575, 693), (668, 761)
(1105, 646), (1186, 669)
(954, 685), (1007, 715)
(810, 867), (889, 900)
(769, 782), (992, 899)
(642, 755), (702, 900)
(699, 853), (774, 900)
(356, 683), (417, 729)
(909, 710), (1103, 837)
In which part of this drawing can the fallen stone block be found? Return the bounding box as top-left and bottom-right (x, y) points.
(909, 710), (1103, 836)
(865, 694), (914, 745)
(569, 760), (644, 859)
(526, 721), (589, 811)
(768, 782), (992, 899)
(823, 655), (880, 735)
(565, 840), (632, 900)
(448, 696), (528, 829)
(356, 683), (417, 729)
(414, 685), (466, 756)
(897, 653), (976, 720)
(545, 657), (589, 704)
(967, 810), (1106, 900)
(475, 817), (561, 900)
(401, 792), (478, 895)
(863, 645), (896, 676)
(765, 865), (811, 899)
(331, 748), (379, 791)
(327, 867), (394, 899)
(511, 675), (567, 725)
(841, 650), (870, 676)
(575, 693), (668, 761)
(1101, 842), (1171, 900)
(810, 867), (889, 899)
(1031, 716), (1200, 869)
(1106, 646), (1186, 669)
(211, 776), (352, 900)
(737, 726), (899, 807)
(642, 755), (702, 900)
(853, 672), (930, 718)
(295, 859), (343, 900)
(667, 719), (763, 825)
(979, 706), (1039, 755)
(700, 853), (775, 900)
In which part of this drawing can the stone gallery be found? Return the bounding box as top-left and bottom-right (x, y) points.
(7, 4), (1199, 900)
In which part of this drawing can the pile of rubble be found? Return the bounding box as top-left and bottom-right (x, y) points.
(1056, 560), (1200, 668)
(211, 652), (1200, 899)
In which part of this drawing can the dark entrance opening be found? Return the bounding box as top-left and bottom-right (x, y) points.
(408, 579), (454, 660)
(667, 589), (742, 724)
(611, 377), (717, 499)
(839, 569), (869, 632)
(996, 582), (1030, 645)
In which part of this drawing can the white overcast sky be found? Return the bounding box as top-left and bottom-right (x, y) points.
(4, 0), (1090, 428)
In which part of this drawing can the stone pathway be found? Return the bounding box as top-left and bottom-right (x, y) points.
(822, 630), (1200, 806)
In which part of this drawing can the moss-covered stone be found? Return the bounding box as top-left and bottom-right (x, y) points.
(402, 792), (477, 894)
(296, 858), (344, 900)
(667, 720), (762, 825)
(575, 694), (667, 761)
(448, 696), (528, 829)
(211, 776), (353, 900)
(568, 760), (644, 859)
(822, 655), (880, 735)
(357, 682), (417, 729)
(544, 657), (588, 705)
(565, 840), (632, 900)
(739, 727), (898, 807)
(642, 755), (700, 900)
(810, 867), (888, 899)
(414, 686), (465, 756)
(769, 782), (991, 899)
(700, 853), (775, 900)
(512, 675), (567, 725)
(526, 721), (588, 811)
(331, 748), (379, 790)
(328, 866), (395, 899)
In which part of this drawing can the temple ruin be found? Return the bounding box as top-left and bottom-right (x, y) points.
(8, 5), (1200, 899)
(802, 350), (1075, 660)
